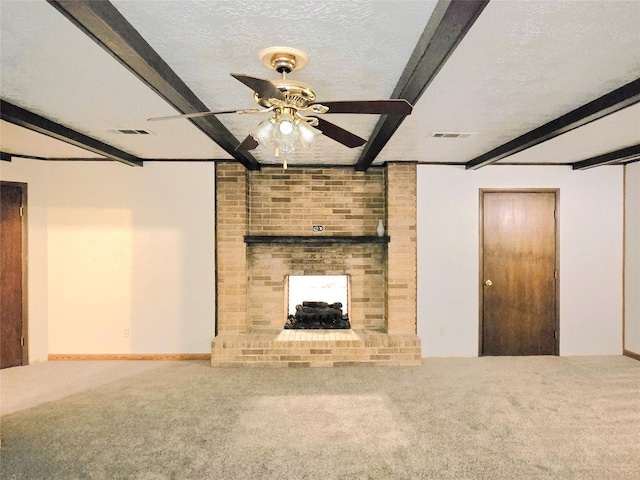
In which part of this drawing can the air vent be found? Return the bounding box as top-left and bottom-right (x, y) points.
(109, 129), (153, 135)
(431, 132), (474, 139)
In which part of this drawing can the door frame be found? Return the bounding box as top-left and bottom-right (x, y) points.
(1, 181), (28, 366)
(478, 188), (560, 356)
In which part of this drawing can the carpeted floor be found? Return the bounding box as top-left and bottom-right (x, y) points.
(1, 356), (639, 479)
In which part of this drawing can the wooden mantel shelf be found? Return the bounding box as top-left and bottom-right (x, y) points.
(244, 235), (390, 245)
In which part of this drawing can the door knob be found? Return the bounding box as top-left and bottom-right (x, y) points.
(484, 279), (493, 286)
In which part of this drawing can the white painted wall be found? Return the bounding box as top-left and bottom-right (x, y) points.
(625, 162), (640, 355)
(1, 158), (629, 360)
(0, 159), (49, 363)
(417, 165), (623, 357)
(2, 159), (215, 358)
(46, 161), (215, 354)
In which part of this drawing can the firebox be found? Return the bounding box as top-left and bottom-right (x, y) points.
(285, 275), (350, 329)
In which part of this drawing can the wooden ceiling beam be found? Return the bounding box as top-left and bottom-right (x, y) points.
(1, 152), (52, 162)
(572, 144), (640, 170)
(48, 0), (260, 171)
(355, 0), (489, 171)
(466, 78), (640, 170)
(0, 100), (143, 167)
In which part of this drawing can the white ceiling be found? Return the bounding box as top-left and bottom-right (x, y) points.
(1, 0), (639, 169)
(0, 0), (230, 160)
(377, 0), (640, 165)
(0, 120), (105, 159)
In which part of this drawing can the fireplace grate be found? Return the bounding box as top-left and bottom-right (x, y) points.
(284, 301), (351, 330)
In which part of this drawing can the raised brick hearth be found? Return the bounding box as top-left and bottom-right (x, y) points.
(213, 163), (421, 367)
(211, 330), (421, 367)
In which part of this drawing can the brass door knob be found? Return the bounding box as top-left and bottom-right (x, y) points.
(484, 279), (493, 286)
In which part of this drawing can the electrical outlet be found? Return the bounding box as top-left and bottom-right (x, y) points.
(124, 328), (130, 338)
(313, 225), (324, 232)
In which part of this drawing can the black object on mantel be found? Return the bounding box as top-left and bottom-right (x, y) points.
(285, 301), (351, 330)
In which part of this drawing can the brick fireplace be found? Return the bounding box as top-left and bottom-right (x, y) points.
(212, 162), (421, 367)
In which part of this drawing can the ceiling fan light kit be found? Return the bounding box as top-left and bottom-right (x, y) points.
(148, 47), (413, 166)
(251, 110), (322, 162)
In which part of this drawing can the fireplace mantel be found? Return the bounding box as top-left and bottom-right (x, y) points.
(244, 235), (390, 245)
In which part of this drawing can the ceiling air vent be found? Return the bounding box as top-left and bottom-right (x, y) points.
(431, 132), (474, 139)
(109, 129), (153, 135)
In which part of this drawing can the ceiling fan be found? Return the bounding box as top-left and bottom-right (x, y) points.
(148, 47), (413, 159)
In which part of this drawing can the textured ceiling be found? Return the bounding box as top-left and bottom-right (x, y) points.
(0, 0), (638, 169)
(0, 0), (232, 160)
(501, 104), (640, 165)
(376, 0), (640, 165)
(0, 120), (105, 159)
(110, 0), (437, 165)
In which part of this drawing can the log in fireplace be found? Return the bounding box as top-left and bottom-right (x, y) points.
(285, 301), (351, 329)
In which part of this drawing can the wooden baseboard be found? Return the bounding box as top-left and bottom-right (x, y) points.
(48, 354), (210, 361)
(623, 349), (640, 361)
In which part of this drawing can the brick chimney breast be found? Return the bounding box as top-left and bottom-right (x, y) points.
(213, 162), (420, 367)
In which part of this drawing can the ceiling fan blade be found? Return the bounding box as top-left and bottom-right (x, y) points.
(231, 73), (286, 102)
(312, 117), (367, 148)
(235, 135), (259, 152)
(147, 109), (247, 122)
(313, 99), (413, 115)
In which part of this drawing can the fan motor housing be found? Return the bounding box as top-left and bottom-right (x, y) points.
(254, 79), (316, 109)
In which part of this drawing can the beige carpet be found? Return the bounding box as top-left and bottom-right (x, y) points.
(1, 356), (639, 479)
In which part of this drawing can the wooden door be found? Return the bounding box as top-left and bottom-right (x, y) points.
(480, 191), (558, 356)
(1, 183), (26, 368)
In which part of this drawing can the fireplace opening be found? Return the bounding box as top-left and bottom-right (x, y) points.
(285, 275), (351, 330)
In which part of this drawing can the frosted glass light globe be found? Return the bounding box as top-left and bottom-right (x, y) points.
(279, 117), (294, 135)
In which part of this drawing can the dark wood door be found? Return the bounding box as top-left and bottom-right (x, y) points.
(1, 183), (25, 368)
(481, 191), (558, 356)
